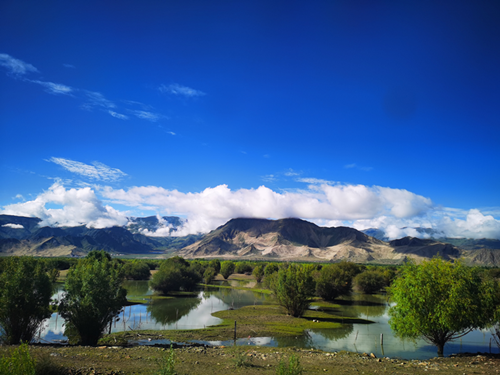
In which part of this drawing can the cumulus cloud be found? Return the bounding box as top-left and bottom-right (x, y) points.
(48, 157), (127, 182)
(1, 183), (128, 228)
(0, 53), (38, 76)
(2, 223), (24, 229)
(30, 80), (73, 95)
(159, 83), (205, 97)
(99, 183), (435, 236)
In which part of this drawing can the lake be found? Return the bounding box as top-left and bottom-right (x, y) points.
(40, 280), (498, 359)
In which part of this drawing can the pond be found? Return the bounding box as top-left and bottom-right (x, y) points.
(40, 280), (498, 360)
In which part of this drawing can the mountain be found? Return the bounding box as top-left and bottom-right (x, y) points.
(181, 218), (499, 265)
(181, 218), (398, 262)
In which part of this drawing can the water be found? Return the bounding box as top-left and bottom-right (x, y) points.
(39, 281), (498, 359)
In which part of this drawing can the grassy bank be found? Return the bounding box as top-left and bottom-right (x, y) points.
(2, 344), (498, 375)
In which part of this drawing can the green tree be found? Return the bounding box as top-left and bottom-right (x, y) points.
(123, 260), (151, 280)
(315, 263), (353, 301)
(0, 257), (53, 345)
(203, 267), (217, 285)
(208, 259), (221, 274)
(252, 264), (265, 283)
(149, 257), (202, 295)
(58, 254), (127, 345)
(273, 264), (315, 317)
(389, 258), (498, 356)
(354, 269), (386, 294)
(220, 261), (236, 280)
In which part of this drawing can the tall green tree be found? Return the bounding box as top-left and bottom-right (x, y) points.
(389, 258), (498, 356)
(273, 264), (315, 317)
(58, 253), (127, 345)
(0, 257), (53, 344)
(354, 269), (386, 294)
(252, 264), (265, 283)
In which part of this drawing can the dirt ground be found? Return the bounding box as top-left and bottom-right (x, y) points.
(3, 344), (498, 375)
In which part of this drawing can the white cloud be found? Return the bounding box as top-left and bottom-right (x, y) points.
(100, 183), (436, 236)
(133, 110), (163, 122)
(0, 53), (38, 75)
(109, 110), (129, 120)
(297, 177), (336, 185)
(159, 83), (205, 97)
(345, 163), (373, 171)
(63, 63), (75, 68)
(1, 183), (128, 228)
(2, 223), (24, 229)
(83, 91), (115, 110)
(3, 180), (499, 240)
(30, 80), (73, 95)
(48, 157), (127, 182)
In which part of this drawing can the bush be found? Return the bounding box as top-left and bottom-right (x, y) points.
(123, 260), (151, 280)
(149, 257), (202, 295)
(315, 263), (353, 300)
(234, 262), (252, 274)
(156, 345), (175, 375)
(220, 261), (236, 279)
(273, 264), (315, 317)
(276, 354), (303, 375)
(0, 257), (53, 344)
(58, 252), (127, 345)
(354, 270), (386, 294)
(0, 343), (35, 375)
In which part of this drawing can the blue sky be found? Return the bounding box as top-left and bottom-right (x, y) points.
(1, 1), (499, 239)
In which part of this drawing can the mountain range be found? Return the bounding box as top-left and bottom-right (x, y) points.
(1, 214), (499, 266)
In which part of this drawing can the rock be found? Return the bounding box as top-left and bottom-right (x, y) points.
(370, 353), (376, 358)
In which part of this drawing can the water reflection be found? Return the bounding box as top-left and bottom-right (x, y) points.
(38, 283), (499, 359)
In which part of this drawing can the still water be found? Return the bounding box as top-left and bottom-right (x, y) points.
(41, 280), (498, 359)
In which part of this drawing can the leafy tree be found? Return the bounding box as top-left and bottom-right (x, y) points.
(315, 263), (353, 301)
(0, 257), (53, 344)
(149, 257), (202, 295)
(123, 260), (151, 280)
(264, 263), (279, 277)
(252, 264), (265, 283)
(58, 255), (127, 345)
(354, 269), (386, 294)
(220, 261), (236, 280)
(273, 264), (315, 317)
(208, 259), (221, 274)
(203, 267), (217, 285)
(389, 258), (498, 356)
(85, 249), (112, 262)
(234, 262), (252, 274)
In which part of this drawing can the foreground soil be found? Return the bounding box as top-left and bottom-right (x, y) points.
(4, 344), (499, 375)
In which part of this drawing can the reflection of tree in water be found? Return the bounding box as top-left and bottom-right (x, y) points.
(147, 297), (201, 325)
(201, 288), (269, 309)
(312, 324), (354, 341)
(336, 293), (388, 318)
(123, 280), (151, 297)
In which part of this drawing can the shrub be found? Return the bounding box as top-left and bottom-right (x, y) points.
(0, 343), (35, 375)
(156, 345), (175, 375)
(149, 256), (202, 295)
(203, 267), (217, 284)
(276, 354), (303, 375)
(315, 263), (353, 300)
(354, 270), (386, 294)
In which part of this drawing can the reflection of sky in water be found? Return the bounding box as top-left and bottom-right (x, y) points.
(37, 286), (499, 359)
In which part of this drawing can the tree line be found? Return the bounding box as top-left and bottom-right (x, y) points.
(0, 253), (499, 356)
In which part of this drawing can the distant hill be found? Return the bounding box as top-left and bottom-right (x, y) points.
(1, 214), (499, 265)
